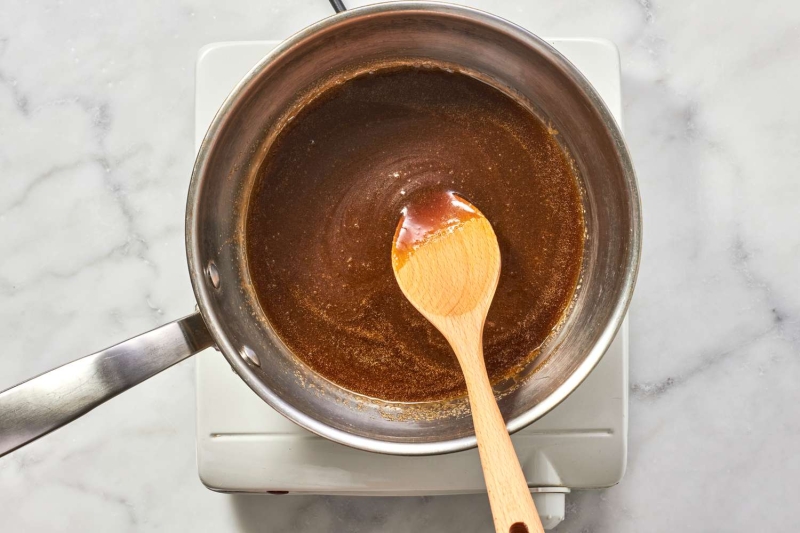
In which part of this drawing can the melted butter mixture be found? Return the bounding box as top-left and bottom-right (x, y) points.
(246, 66), (585, 402)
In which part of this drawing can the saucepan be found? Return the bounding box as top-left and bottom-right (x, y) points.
(0, 2), (640, 457)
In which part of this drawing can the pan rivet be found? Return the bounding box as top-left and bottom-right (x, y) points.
(241, 345), (260, 367)
(206, 261), (220, 289)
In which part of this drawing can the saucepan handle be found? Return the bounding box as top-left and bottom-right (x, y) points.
(328, 0), (347, 14)
(0, 312), (214, 457)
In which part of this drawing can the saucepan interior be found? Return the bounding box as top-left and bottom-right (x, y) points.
(186, 2), (640, 455)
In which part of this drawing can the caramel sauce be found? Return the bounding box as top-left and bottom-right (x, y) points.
(245, 66), (585, 402)
(392, 190), (479, 271)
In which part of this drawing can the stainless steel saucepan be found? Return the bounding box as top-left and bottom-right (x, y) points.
(0, 2), (641, 458)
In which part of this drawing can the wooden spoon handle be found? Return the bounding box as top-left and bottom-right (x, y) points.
(460, 348), (545, 533)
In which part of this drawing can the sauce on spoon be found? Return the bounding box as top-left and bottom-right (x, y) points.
(392, 190), (480, 270)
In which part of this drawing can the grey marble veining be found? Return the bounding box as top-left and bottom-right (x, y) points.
(1, 0), (798, 531)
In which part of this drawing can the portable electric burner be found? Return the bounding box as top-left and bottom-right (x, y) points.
(195, 37), (628, 530)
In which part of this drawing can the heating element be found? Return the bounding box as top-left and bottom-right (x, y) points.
(195, 37), (628, 530)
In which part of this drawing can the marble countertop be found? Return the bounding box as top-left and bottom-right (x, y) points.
(1, 0), (798, 531)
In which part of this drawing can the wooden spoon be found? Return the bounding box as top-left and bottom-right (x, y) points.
(391, 191), (544, 533)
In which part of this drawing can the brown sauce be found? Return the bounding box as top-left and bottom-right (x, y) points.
(245, 66), (585, 402)
(391, 190), (480, 271)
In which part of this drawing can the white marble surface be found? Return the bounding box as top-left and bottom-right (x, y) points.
(1, 0), (798, 530)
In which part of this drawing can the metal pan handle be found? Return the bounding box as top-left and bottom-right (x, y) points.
(328, 0), (346, 14)
(0, 312), (214, 457)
